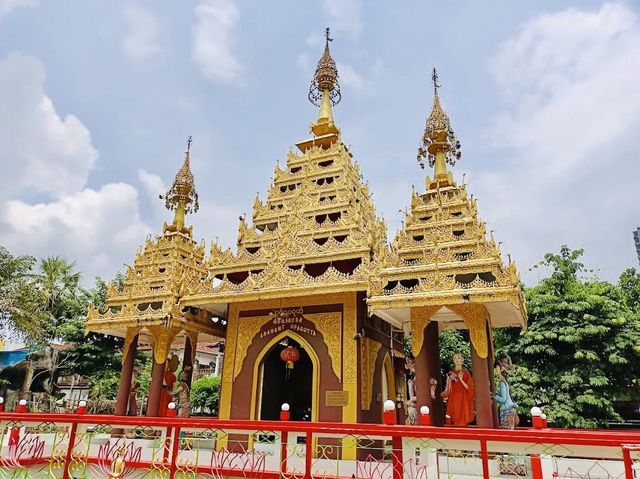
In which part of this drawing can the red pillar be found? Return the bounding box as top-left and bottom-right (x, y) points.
(414, 322), (444, 426)
(471, 343), (493, 428)
(115, 333), (138, 416)
(146, 357), (166, 417)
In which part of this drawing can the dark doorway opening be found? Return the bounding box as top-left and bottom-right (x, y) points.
(259, 337), (313, 421)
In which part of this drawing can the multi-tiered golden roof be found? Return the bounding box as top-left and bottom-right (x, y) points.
(368, 70), (526, 358)
(182, 30), (387, 309)
(86, 140), (223, 360)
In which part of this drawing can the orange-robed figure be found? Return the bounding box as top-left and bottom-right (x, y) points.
(159, 354), (180, 417)
(441, 352), (475, 426)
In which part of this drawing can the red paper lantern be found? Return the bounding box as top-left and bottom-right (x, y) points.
(280, 346), (300, 369)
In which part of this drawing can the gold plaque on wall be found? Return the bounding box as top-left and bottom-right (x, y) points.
(325, 390), (349, 407)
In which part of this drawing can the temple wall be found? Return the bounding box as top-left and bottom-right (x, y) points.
(218, 293), (360, 423)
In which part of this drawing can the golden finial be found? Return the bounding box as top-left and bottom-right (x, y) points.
(161, 136), (199, 233)
(416, 68), (462, 176)
(308, 27), (341, 107)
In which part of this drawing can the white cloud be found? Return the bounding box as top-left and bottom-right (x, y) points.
(477, 2), (640, 282)
(322, 0), (362, 37)
(0, 0), (36, 19)
(122, 4), (162, 62)
(1, 184), (151, 282)
(0, 52), (152, 284)
(192, 0), (241, 82)
(137, 168), (166, 202)
(337, 59), (382, 96)
(0, 53), (98, 198)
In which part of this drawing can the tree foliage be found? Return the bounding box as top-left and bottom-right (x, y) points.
(191, 376), (221, 415)
(503, 246), (640, 428)
(0, 247), (48, 342)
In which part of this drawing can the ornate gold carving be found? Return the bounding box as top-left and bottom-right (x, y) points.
(232, 315), (272, 380)
(84, 215), (217, 340)
(368, 144), (526, 331)
(122, 327), (141, 362)
(309, 27), (341, 106)
(148, 325), (181, 364)
(162, 136), (199, 216)
(341, 293), (358, 424)
(410, 306), (441, 357)
(306, 312), (342, 381)
(447, 304), (489, 359)
(360, 337), (382, 410)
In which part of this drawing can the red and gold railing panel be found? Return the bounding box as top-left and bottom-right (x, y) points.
(0, 410), (639, 479)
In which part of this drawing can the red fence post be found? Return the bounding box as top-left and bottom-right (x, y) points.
(480, 439), (490, 479)
(168, 425), (182, 479)
(164, 402), (177, 465)
(280, 403), (290, 476)
(15, 399), (28, 413)
(391, 435), (403, 479)
(383, 400), (396, 426)
(9, 399), (28, 446)
(419, 406), (432, 426)
(622, 446), (635, 479)
(304, 431), (313, 479)
(531, 453), (543, 479)
(62, 416), (80, 479)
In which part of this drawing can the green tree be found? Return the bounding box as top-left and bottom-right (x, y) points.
(0, 246), (48, 342)
(191, 376), (221, 415)
(55, 277), (124, 378)
(619, 268), (640, 311)
(36, 256), (81, 338)
(505, 246), (640, 428)
(439, 329), (471, 376)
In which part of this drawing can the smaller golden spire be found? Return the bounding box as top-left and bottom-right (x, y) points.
(161, 136), (199, 234)
(308, 27), (341, 137)
(417, 69), (462, 188)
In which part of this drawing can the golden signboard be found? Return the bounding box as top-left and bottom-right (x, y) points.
(325, 390), (349, 407)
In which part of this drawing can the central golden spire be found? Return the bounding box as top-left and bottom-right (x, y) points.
(162, 136), (199, 235)
(308, 27), (341, 137)
(417, 69), (462, 189)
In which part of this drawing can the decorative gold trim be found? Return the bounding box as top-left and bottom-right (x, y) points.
(148, 325), (181, 364)
(122, 327), (141, 363)
(232, 315), (272, 380)
(306, 312), (342, 381)
(447, 304), (488, 358)
(360, 337), (382, 410)
(410, 306), (441, 357)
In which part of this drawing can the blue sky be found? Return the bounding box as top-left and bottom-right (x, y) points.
(0, 0), (638, 285)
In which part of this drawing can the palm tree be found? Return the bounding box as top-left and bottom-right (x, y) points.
(0, 247), (48, 342)
(36, 257), (81, 336)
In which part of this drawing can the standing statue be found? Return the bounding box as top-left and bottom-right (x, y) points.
(441, 352), (475, 426)
(404, 356), (418, 425)
(127, 368), (138, 416)
(429, 378), (438, 400)
(174, 367), (191, 418)
(493, 353), (518, 429)
(160, 355), (179, 416)
(405, 372), (418, 425)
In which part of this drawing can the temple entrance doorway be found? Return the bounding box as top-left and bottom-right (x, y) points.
(258, 336), (313, 421)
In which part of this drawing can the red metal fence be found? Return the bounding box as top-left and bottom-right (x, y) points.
(1, 408), (639, 479)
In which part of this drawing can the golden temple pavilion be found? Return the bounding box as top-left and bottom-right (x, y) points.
(86, 30), (526, 428)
